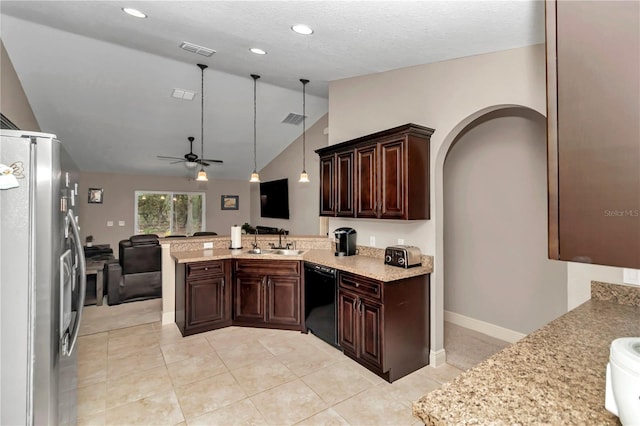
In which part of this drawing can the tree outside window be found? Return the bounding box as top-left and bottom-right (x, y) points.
(135, 191), (205, 236)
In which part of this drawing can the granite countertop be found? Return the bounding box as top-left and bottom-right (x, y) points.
(413, 282), (640, 425)
(171, 248), (433, 282)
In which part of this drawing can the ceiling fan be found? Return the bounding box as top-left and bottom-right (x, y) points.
(157, 137), (223, 169)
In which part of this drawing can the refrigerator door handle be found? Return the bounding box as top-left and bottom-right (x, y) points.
(62, 209), (86, 356)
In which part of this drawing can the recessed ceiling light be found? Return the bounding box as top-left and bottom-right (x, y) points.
(291, 24), (313, 35)
(250, 48), (267, 55)
(122, 8), (147, 18)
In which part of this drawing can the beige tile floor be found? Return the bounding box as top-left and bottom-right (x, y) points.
(76, 323), (465, 426)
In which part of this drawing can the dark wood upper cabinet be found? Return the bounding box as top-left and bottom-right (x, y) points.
(546, 1), (640, 268)
(319, 155), (335, 216)
(317, 123), (433, 220)
(355, 145), (377, 218)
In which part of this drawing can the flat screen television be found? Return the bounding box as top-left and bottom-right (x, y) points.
(260, 178), (290, 219)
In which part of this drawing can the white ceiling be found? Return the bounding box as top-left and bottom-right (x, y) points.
(0, 1), (544, 180)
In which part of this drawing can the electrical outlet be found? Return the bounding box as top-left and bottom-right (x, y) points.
(203, 242), (213, 249)
(107, 221), (113, 227)
(398, 239), (405, 245)
(369, 236), (376, 246)
(118, 220), (125, 227)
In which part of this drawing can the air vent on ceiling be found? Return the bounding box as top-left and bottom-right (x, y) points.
(171, 88), (196, 101)
(282, 113), (306, 125)
(180, 41), (216, 57)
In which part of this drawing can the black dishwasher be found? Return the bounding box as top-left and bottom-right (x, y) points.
(304, 262), (339, 348)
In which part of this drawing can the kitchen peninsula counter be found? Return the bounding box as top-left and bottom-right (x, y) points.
(171, 248), (433, 282)
(413, 282), (640, 425)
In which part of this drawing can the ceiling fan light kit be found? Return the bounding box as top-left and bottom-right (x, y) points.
(299, 78), (310, 183)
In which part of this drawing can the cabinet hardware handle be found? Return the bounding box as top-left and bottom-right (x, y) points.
(352, 298), (356, 309)
(221, 278), (224, 290)
(358, 299), (363, 315)
(204, 267), (209, 270)
(355, 283), (360, 287)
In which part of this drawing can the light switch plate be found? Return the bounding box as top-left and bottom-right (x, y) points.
(369, 236), (376, 246)
(398, 239), (405, 245)
(118, 220), (125, 227)
(107, 221), (113, 227)
(203, 242), (213, 249)
(623, 268), (639, 286)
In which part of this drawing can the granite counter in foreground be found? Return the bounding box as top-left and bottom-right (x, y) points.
(413, 282), (640, 425)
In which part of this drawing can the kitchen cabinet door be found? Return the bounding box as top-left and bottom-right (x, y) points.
(379, 139), (406, 219)
(175, 260), (231, 336)
(319, 154), (335, 216)
(266, 275), (301, 325)
(355, 145), (378, 218)
(338, 290), (358, 355)
(358, 298), (383, 369)
(188, 276), (226, 327)
(547, 0), (640, 268)
(234, 274), (265, 323)
(336, 151), (354, 216)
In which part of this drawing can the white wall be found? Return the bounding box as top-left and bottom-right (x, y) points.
(443, 108), (567, 335)
(328, 44), (625, 364)
(79, 171), (250, 250)
(0, 40), (39, 131)
(249, 114), (328, 235)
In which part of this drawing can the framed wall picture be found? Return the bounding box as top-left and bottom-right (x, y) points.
(88, 188), (103, 204)
(221, 195), (239, 210)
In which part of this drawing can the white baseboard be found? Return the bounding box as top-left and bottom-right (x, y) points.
(162, 311), (175, 325)
(430, 349), (447, 367)
(444, 310), (526, 343)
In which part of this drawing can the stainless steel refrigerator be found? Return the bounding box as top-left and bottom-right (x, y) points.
(0, 129), (86, 425)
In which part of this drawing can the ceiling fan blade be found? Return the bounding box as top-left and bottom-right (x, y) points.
(200, 158), (224, 164)
(170, 160), (186, 164)
(157, 155), (184, 161)
(199, 161), (211, 167)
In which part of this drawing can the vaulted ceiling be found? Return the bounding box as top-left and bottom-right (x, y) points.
(0, 1), (544, 180)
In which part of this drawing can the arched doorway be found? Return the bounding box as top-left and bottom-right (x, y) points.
(441, 107), (567, 369)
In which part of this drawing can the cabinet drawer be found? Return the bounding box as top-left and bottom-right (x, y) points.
(235, 260), (300, 276)
(187, 260), (225, 277)
(339, 272), (381, 300)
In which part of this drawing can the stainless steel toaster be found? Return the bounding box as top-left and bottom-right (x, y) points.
(384, 245), (422, 268)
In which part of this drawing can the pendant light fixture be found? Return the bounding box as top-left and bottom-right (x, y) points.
(249, 74), (261, 183)
(196, 63), (208, 182)
(298, 79), (310, 183)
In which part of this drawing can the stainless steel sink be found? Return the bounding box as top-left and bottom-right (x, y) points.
(246, 248), (264, 254)
(271, 249), (304, 256)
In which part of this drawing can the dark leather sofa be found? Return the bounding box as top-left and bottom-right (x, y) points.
(104, 234), (162, 305)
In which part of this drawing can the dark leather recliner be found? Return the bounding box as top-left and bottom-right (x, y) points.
(105, 234), (162, 305)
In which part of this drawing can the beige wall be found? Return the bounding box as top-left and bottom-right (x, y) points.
(0, 40), (39, 131)
(79, 171), (250, 250)
(328, 44), (625, 364)
(444, 108), (567, 334)
(249, 113), (328, 236)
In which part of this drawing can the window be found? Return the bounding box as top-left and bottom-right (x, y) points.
(135, 191), (205, 236)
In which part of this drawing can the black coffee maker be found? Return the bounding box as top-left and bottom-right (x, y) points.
(334, 227), (357, 256)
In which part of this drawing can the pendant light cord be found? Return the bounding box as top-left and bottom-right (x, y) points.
(198, 64), (208, 165)
(251, 74), (260, 173)
(300, 79), (309, 172)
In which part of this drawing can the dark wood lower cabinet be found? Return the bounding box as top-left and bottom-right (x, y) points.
(338, 271), (429, 382)
(176, 257), (430, 382)
(175, 260), (231, 336)
(233, 259), (302, 331)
